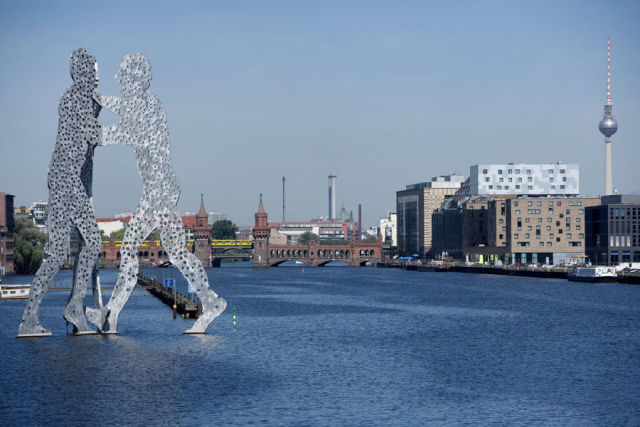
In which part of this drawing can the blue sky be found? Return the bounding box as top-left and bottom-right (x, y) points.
(1, 1), (638, 226)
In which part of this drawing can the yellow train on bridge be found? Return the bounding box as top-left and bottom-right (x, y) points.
(210, 240), (253, 247)
(103, 239), (253, 247)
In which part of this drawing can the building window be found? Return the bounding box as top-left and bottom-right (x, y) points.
(498, 169), (503, 174)
(562, 177), (567, 182)
(482, 168), (488, 174)
(516, 185), (520, 189)
(525, 233), (530, 238)
(508, 177), (513, 182)
(528, 201), (533, 206)
(527, 186), (533, 190)
(528, 177), (532, 182)
(547, 218), (552, 222)
(485, 177), (490, 182)
(547, 242), (552, 246)
(576, 225), (580, 230)
(497, 185), (502, 190)
(549, 233), (554, 238)
(579, 209), (584, 214)
(508, 169), (513, 174)
(499, 177), (504, 182)
(560, 185), (565, 189)
(505, 185), (509, 190)
(539, 242), (544, 246)
(514, 234), (519, 239)
(518, 177), (523, 182)
(546, 226), (551, 231)
(527, 169), (532, 174)
(488, 185), (493, 189)
(579, 233), (584, 239)
(515, 210), (520, 215)
(548, 169), (553, 174)
(551, 185), (556, 190)
(560, 169), (565, 173)
(514, 201), (519, 206)
(499, 218), (504, 224)
(515, 169), (520, 174)
(567, 233), (572, 238)
(550, 177), (554, 182)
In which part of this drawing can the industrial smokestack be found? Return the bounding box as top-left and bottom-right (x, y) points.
(358, 204), (362, 240)
(328, 175), (337, 220)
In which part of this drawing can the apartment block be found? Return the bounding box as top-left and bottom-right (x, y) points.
(397, 174), (466, 257)
(585, 195), (640, 265)
(470, 163), (579, 196)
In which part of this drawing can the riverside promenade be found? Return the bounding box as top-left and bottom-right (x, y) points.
(378, 261), (640, 284)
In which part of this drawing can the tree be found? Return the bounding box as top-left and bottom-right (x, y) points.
(13, 218), (47, 274)
(211, 220), (237, 239)
(297, 231), (319, 245)
(109, 227), (161, 241)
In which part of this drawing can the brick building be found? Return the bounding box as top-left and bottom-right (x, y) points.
(99, 198), (214, 268)
(460, 196), (600, 265)
(433, 195), (600, 265)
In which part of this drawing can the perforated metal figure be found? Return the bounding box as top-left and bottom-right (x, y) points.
(18, 48), (102, 337)
(86, 53), (226, 334)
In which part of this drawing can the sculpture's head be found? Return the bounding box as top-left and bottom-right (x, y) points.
(116, 53), (152, 98)
(70, 48), (98, 90)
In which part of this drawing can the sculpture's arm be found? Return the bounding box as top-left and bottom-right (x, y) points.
(96, 92), (123, 115)
(100, 123), (121, 147)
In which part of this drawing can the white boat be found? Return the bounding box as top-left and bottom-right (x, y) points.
(568, 266), (617, 283)
(1, 284), (31, 299)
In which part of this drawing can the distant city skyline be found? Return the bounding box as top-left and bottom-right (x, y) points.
(1, 1), (639, 227)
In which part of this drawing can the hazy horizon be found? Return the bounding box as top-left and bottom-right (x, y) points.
(1, 1), (639, 227)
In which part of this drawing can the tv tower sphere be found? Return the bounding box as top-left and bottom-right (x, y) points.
(599, 112), (618, 138)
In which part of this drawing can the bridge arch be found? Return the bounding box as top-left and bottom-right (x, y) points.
(318, 260), (350, 267)
(270, 259), (308, 267)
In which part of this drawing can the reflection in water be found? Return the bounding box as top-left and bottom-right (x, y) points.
(1, 266), (639, 425)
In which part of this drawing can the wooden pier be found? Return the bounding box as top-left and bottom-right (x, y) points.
(136, 274), (202, 318)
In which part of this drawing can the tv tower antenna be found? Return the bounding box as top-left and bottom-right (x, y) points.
(598, 36), (618, 196)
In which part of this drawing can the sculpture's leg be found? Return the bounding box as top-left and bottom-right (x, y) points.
(90, 210), (153, 333)
(162, 213), (226, 334)
(64, 209), (101, 335)
(17, 205), (68, 337)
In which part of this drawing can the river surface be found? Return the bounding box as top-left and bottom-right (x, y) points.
(1, 263), (639, 425)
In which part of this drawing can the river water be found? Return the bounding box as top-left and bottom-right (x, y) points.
(1, 264), (639, 425)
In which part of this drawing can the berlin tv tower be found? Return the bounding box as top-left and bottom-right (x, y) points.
(598, 37), (618, 195)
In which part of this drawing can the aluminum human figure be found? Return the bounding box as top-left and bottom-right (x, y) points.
(18, 48), (102, 337)
(87, 53), (226, 334)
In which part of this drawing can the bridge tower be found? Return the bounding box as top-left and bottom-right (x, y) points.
(194, 194), (211, 267)
(252, 194), (270, 267)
